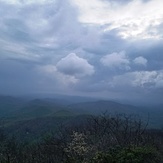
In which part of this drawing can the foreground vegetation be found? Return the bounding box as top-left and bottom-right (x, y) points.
(0, 114), (162, 163)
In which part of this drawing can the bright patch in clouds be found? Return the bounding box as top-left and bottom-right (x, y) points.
(71, 0), (163, 39)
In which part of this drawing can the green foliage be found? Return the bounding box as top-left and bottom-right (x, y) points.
(117, 146), (161, 163)
(91, 152), (114, 163)
(0, 113), (162, 163)
(91, 146), (161, 163)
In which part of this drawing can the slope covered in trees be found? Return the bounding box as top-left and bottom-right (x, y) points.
(0, 95), (162, 162)
(0, 114), (162, 163)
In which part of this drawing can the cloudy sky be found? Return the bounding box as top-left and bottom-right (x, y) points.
(0, 0), (163, 104)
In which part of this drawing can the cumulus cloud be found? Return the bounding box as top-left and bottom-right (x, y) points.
(100, 51), (130, 70)
(133, 56), (148, 66)
(56, 53), (95, 77)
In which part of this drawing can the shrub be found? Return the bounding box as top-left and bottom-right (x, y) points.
(91, 146), (161, 163)
(64, 131), (93, 163)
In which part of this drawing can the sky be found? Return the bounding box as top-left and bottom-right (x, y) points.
(0, 0), (163, 104)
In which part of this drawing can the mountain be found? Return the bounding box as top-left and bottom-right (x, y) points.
(0, 95), (162, 130)
(0, 95), (26, 117)
(11, 99), (65, 119)
(68, 100), (142, 115)
(68, 100), (163, 129)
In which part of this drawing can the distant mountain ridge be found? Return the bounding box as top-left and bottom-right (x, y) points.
(0, 95), (26, 116)
(68, 100), (141, 115)
(0, 96), (140, 118)
(0, 95), (162, 129)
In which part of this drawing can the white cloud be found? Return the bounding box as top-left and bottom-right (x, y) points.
(71, 0), (163, 39)
(134, 56), (148, 66)
(56, 53), (95, 77)
(111, 70), (163, 89)
(100, 51), (130, 70)
(132, 71), (158, 88)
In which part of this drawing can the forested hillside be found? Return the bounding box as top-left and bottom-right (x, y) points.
(0, 95), (162, 162)
(0, 113), (162, 163)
